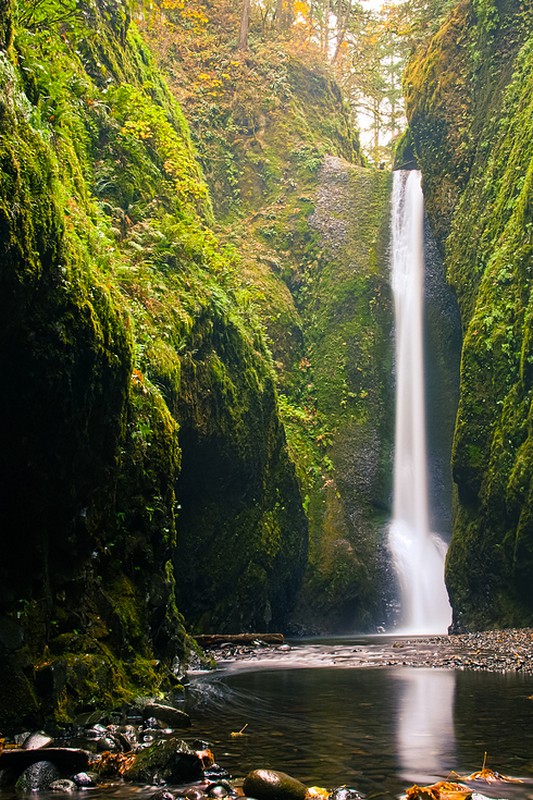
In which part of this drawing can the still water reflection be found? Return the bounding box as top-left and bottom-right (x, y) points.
(189, 663), (533, 799)
(394, 669), (455, 783)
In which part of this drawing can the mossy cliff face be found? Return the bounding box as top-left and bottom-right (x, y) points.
(292, 159), (393, 631)
(0, 0), (307, 727)
(145, 2), (394, 632)
(405, 0), (533, 629)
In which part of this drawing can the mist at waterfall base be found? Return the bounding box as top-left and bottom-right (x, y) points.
(387, 170), (452, 635)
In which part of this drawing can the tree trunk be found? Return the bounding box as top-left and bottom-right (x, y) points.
(238, 0), (251, 50)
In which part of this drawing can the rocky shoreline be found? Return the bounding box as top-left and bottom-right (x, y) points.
(202, 628), (533, 675)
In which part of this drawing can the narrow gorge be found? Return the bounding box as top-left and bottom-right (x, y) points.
(0, 0), (531, 737)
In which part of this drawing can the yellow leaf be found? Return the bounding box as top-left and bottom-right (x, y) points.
(230, 723), (249, 737)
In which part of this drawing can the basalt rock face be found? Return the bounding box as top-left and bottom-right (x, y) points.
(405, 0), (533, 629)
(0, 0), (307, 727)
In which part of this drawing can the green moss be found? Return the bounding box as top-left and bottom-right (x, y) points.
(407, 0), (533, 629)
(0, 0), (309, 724)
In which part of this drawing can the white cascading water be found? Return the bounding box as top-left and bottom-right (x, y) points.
(388, 170), (452, 635)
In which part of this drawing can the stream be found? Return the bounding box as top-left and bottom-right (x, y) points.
(186, 637), (533, 799)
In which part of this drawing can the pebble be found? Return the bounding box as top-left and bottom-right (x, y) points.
(49, 778), (77, 792)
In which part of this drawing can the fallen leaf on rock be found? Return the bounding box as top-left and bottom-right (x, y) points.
(306, 786), (330, 800)
(406, 781), (472, 800)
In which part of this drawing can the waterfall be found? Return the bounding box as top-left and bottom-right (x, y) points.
(388, 170), (452, 635)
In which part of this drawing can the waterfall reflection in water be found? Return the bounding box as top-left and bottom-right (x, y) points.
(393, 669), (456, 784)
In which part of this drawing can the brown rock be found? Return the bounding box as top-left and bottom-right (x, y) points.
(243, 769), (308, 800)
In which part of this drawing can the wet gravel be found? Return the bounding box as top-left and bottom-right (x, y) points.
(200, 629), (533, 675)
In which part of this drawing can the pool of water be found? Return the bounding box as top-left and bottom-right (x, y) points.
(187, 644), (533, 799)
(2, 640), (533, 800)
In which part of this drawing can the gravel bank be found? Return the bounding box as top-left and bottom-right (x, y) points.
(200, 629), (533, 675)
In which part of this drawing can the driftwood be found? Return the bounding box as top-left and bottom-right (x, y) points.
(194, 633), (284, 648)
(0, 747), (91, 773)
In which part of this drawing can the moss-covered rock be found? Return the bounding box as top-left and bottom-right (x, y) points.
(0, 0), (308, 726)
(145, 1), (393, 632)
(405, 0), (533, 629)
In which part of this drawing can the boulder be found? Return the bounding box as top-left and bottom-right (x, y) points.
(22, 731), (54, 750)
(15, 760), (61, 791)
(243, 769), (308, 800)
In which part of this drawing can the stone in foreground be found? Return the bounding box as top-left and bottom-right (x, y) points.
(243, 769), (308, 800)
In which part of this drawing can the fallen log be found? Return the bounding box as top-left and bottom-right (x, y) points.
(0, 747), (91, 774)
(194, 633), (284, 648)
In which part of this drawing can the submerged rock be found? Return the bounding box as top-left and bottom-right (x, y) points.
(243, 769), (308, 800)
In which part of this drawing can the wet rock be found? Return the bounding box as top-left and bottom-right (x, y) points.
(124, 738), (204, 785)
(85, 724), (108, 742)
(72, 771), (97, 788)
(151, 789), (176, 800)
(22, 731), (54, 750)
(330, 787), (365, 800)
(49, 778), (77, 792)
(243, 769), (308, 800)
(207, 780), (236, 798)
(100, 724), (138, 752)
(190, 740), (211, 750)
(15, 760), (61, 791)
(73, 711), (106, 727)
(183, 788), (205, 800)
(204, 763), (229, 780)
(96, 734), (121, 753)
(208, 787), (228, 799)
(144, 704), (191, 729)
